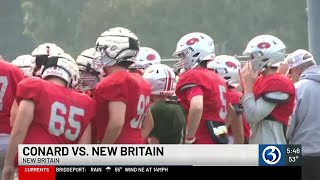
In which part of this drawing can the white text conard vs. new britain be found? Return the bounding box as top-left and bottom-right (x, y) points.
(22, 146), (165, 157)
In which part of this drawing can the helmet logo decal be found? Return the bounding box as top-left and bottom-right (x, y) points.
(146, 54), (156, 61)
(257, 42), (271, 49)
(186, 38), (199, 45)
(225, 61), (237, 69)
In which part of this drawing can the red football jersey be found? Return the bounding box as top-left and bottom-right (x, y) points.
(227, 88), (250, 139)
(0, 60), (24, 134)
(16, 78), (95, 144)
(94, 70), (151, 144)
(176, 68), (229, 144)
(253, 73), (295, 126)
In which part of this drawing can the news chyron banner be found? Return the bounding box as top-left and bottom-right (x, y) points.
(18, 144), (302, 180)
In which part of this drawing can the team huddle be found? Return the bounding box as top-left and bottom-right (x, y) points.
(1, 26), (319, 179)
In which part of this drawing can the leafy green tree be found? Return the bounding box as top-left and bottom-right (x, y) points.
(21, 0), (86, 56)
(0, 0), (32, 60)
(20, 0), (308, 60)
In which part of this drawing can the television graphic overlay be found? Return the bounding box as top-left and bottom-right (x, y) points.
(17, 144), (301, 180)
(259, 144), (302, 166)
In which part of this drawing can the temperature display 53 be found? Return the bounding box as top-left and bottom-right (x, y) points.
(285, 145), (302, 166)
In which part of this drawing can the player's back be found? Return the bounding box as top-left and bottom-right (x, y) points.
(0, 60), (24, 134)
(177, 68), (228, 122)
(16, 77), (95, 144)
(176, 68), (229, 142)
(94, 70), (151, 144)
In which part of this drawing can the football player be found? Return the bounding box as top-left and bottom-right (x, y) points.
(3, 53), (95, 180)
(9, 44), (64, 127)
(76, 48), (102, 97)
(0, 58), (24, 177)
(31, 43), (64, 77)
(93, 27), (153, 144)
(10, 55), (34, 126)
(173, 32), (233, 144)
(143, 64), (186, 144)
(129, 47), (161, 75)
(207, 55), (250, 144)
(240, 35), (295, 144)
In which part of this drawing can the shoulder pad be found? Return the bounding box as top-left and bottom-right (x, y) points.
(262, 92), (289, 103)
(180, 83), (197, 92)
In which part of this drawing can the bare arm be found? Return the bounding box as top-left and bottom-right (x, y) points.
(4, 100), (34, 167)
(101, 101), (126, 144)
(10, 100), (18, 127)
(231, 114), (244, 144)
(142, 109), (154, 140)
(225, 103), (236, 127)
(186, 95), (203, 139)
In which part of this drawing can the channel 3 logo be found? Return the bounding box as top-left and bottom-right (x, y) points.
(259, 145), (285, 166)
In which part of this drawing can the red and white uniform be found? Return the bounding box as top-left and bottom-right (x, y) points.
(16, 77), (95, 144)
(0, 60), (24, 134)
(94, 70), (151, 144)
(176, 68), (228, 144)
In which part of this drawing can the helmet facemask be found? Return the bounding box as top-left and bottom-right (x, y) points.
(78, 61), (101, 92)
(173, 47), (197, 71)
(95, 34), (140, 68)
(248, 51), (269, 73)
(78, 71), (100, 92)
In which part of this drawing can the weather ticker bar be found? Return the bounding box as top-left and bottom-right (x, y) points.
(18, 166), (301, 179)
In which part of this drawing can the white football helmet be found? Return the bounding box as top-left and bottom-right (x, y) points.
(173, 32), (215, 71)
(31, 43), (64, 56)
(41, 52), (80, 88)
(143, 64), (176, 96)
(130, 47), (161, 70)
(243, 35), (286, 73)
(11, 55), (33, 77)
(207, 55), (241, 87)
(76, 48), (102, 91)
(31, 43), (64, 76)
(76, 48), (102, 73)
(95, 27), (140, 67)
